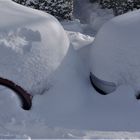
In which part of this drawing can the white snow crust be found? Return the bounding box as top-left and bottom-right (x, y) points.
(90, 9), (140, 93)
(0, 0), (140, 139)
(0, 0), (69, 95)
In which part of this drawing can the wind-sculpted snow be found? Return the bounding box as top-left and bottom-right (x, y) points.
(0, 0), (69, 95)
(90, 9), (140, 95)
(1, 0), (140, 139)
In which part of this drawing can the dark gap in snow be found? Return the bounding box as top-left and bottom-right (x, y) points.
(90, 73), (108, 95)
(90, 72), (117, 95)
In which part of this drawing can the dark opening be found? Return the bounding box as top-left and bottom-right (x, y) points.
(90, 72), (116, 95)
(90, 73), (108, 95)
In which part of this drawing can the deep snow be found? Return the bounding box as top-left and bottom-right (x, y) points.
(90, 9), (140, 95)
(1, 0), (140, 139)
(0, 0), (69, 95)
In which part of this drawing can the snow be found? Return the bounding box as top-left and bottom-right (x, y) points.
(1, 0), (140, 139)
(90, 9), (140, 95)
(66, 31), (94, 50)
(0, 0), (69, 95)
(73, 0), (114, 35)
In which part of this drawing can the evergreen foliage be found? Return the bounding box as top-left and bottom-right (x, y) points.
(12, 0), (73, 20)
(93, 0), (140, 16)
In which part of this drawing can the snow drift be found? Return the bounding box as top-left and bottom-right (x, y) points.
(90, 9), (140, 95)
(1, 0), (140, 139)
(0, 0), (69, 95)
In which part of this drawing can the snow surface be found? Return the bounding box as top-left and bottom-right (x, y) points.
(1, 0), (140, 139)
(90, 9), (140, 95)
(73, 0), (114, 35)
(0, 0), (69, 95)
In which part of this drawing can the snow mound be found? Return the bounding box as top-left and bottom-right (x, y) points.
(0, 0), (69, 95)
(90, 10), (140, 94)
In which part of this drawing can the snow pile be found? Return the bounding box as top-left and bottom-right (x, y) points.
(0, 0), (69, 95)
(13, 0), (73, 20)
(90, 9), (140, 94)
(1, 0), (140, 139)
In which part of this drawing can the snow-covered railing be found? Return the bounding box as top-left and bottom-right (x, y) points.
(0, 78), (32, 110)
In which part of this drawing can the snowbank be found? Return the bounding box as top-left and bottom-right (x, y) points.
(0, 0), (69, 95)
(1, 0), (140, 139)
(90, 9), (140, 94)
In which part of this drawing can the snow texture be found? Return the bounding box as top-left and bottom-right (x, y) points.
(90, 9), (140, 95)
(99, 0), (140, 16)
(0, 0), (69, 95)
(1, 0), (140, 139)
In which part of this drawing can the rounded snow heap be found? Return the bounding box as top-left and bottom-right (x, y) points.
(90, 10), (140, 95)
(0, 0), (69, 95)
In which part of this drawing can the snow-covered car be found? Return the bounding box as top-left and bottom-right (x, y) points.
(0, 0), (69, 110)
(90, 10), (140, 98)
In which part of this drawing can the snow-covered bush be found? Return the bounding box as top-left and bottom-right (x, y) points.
(12, 0), (73, 20)
(90, 9), (140, 96)
(0, 0), (69, 95)
(98, 0), (140, 16)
